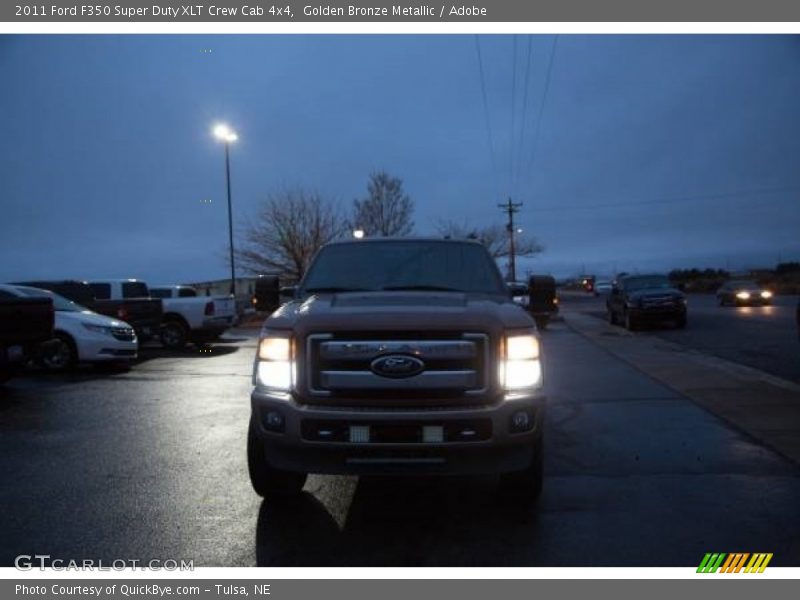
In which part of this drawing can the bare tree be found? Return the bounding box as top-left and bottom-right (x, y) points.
(237, 189), (348, 282)
(436, 218), (544, 260)
(352, 170), (414, 236)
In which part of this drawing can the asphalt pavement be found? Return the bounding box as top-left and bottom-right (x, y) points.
(579, 292), (799, 384)
(2, 319), (799, 567)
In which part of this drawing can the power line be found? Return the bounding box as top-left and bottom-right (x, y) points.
(509, 35), (518, 193)
(514, 36), (533, 199)
(527, 184), (800, 213)
(474, 35), (500, 197)
(521, 34), (559, 192)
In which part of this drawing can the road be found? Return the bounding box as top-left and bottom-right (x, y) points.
(575, 292), (800, 384)
(1, 321), (799, 567)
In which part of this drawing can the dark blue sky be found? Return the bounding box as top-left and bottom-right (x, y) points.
(1, 34), (798, 282)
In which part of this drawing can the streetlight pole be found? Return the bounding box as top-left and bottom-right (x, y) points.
(498, 198), (522, 282)
(213, 123), (238, 297)
(224, 141), (235, 296)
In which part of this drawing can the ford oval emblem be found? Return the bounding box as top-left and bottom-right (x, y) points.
(370, 354), (425, 378)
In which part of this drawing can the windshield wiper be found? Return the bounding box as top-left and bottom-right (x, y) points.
(382, 285), (463, 292)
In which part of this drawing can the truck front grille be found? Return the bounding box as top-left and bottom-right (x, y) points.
(303, 332), (491, 408)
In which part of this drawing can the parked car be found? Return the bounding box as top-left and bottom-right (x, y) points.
(85, 279), (163, 340)
(248, 238), (545, 502)
(5, 285), (137, 371)
(0, 285), (55, 382)
(607, 274), (687, 330)
(149, 285), (236, 349)
(16, 279), (163, 340)
(716, 280), (773, 307)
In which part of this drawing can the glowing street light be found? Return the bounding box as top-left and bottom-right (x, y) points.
(213, 122), (238, 296)
(353, 229), (365, 239)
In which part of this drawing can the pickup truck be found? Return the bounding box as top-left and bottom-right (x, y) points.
(606, 274), (687, 330)
(15, 279), (163, 341)
(84, 279), (163, 340)
(0, 287), (54, 382)
(149, 285), (236, 349)
(248, 238), (546, 502)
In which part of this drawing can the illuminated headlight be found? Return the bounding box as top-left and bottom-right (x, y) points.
(499, 332), (542, 391)
(736, 291), (751, 300)
(760, 291), (772, 299)
(256, 334), (294, 391)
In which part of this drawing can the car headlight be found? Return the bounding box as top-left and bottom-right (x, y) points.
(82, 323), (113, 336)
(255, 333), (295, 392)
(761, 290), (772, 299)
(736, 291), (751, 300)
(498, 332), (542, 391)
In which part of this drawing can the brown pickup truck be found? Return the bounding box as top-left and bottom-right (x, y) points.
(248, 238), (546, 502)
(0, 286), (55, 383)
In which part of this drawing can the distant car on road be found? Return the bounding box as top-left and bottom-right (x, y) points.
(149, 285), (236, 349)
(607, 274), (687, 330)
(4, 285), (137, 371)
(716, 280), (773, 307)
(594, 280), (613, 296)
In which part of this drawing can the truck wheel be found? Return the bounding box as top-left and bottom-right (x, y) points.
(41, 333), (77, 371)
(160, 320), (188, 350)
(247, 419), (307, 498)
(499, 433), (543, 503)
(624, 310), (638, 331)
(534, 316), (549, 331)
(675, 315), (687, 329)
(607, 308), (617, 325)
(0, 368), (12, 384)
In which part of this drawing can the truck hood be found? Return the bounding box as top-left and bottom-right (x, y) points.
(264, 291), (535, 336)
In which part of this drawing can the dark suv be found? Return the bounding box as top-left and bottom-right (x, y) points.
(606, 274), (687, 330)
(248, 238), (546, 502)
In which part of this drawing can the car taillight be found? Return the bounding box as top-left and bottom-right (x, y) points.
(204, 301), (215, 316)
(117, 307), (128, 320)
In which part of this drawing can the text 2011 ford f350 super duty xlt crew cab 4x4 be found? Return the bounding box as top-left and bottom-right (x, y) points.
(248, 238), (546, 502)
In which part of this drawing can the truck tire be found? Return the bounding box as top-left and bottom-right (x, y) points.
(675, 315), (687, 329)
(160, 319), (189, 350)
(41, 333), (78, 371)
(499, 432), (543, 503)
(607, 307), (617, 325)
(624, 309), (638, 331)
(534, 316), (549, 331)
(0, 368), (11, 384)
(248, 418), (307, 498)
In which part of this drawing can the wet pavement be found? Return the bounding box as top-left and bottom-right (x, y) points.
(1, 320), (799, 567)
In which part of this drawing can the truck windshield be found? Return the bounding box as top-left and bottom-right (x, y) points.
(300, 241), (506, 296)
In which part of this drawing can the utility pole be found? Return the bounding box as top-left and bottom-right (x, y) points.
(498, 198), (522, 282)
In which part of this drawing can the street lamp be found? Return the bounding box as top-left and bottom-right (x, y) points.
(213, 123), (238, 296)
(353, 229), (365, 239)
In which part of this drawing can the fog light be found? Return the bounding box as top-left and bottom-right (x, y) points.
(262, 410), (285, 432)
(510, 410), (532, 433)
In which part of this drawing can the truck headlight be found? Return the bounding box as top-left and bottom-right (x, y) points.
(256, 334), (294, 391)
(499, 332), (542, 391)
(760, 290), (772, 299)
(736, 291), (751, 300)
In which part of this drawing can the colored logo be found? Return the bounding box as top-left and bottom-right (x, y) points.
(697, 553), (773, 573)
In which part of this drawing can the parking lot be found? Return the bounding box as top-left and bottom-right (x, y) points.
(2, 294), (799, 567)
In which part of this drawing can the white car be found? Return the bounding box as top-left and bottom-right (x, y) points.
(3, 284), (138, 371)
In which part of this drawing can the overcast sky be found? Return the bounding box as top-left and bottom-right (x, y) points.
(1, 34), (798, 283)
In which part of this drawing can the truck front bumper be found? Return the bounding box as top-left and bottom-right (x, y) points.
(250, 391), (545, 476)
